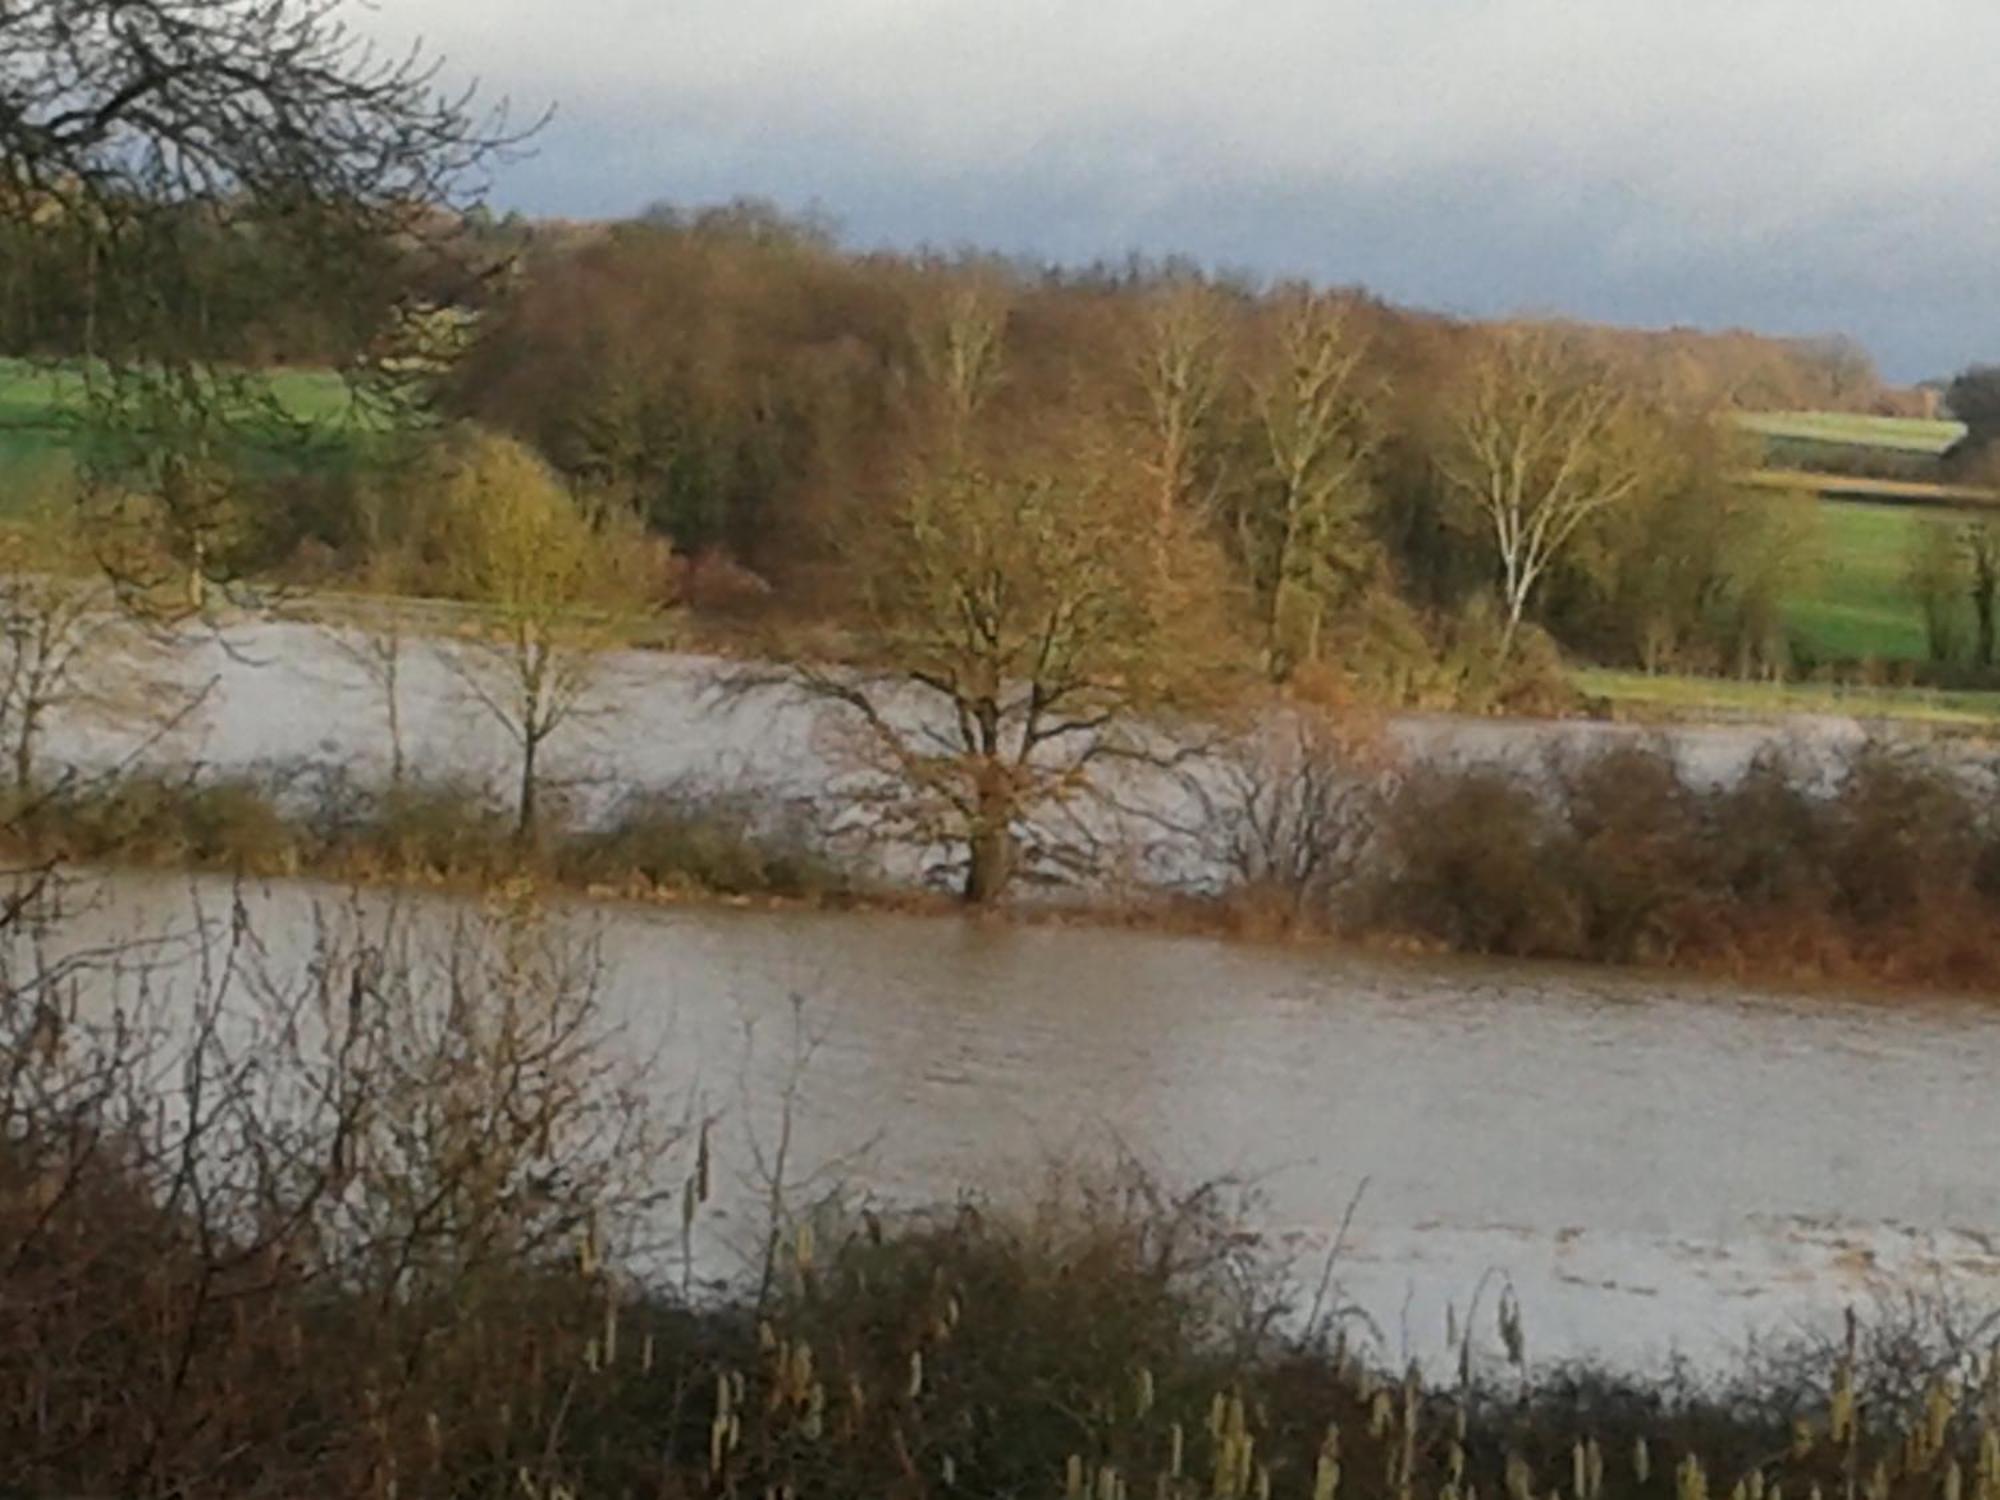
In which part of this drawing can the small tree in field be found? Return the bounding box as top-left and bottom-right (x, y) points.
(1439, 325), (1663, 660)
(1907, 520), (1968, 665)
(434, 428), (654, 841)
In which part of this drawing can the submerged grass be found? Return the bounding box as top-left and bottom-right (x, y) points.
(0, 765), (858, 906)
(10, 735), (2000, 994)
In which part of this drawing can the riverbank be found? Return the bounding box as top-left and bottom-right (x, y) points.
(1577, 666), (2000, 732)
(12, 730), (2000, 995)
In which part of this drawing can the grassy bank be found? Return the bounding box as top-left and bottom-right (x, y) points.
(1573, 667), (2000, 729)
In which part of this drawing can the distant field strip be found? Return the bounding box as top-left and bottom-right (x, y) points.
(1731, 409), (1968, 455)
(1742, 468), (2000, 507)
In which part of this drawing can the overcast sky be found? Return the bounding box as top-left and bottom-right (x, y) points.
(367, 0), (2000, 380)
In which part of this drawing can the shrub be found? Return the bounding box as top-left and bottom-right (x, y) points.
(1370, 762), (1585, 956)
(563, 787), (848, 899)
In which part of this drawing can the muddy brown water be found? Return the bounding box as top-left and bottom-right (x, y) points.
(46, 864), (2000, 1379)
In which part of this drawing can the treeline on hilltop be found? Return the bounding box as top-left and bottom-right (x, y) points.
(428, 201), (1892, 693)
(0, 197), (1931, 697)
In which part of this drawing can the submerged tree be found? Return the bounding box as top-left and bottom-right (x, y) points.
(783, 292), (1234, 904)
(0, 482), (190, 791)
(796, 461), (1233, 903)
(433, 428), (655, 841)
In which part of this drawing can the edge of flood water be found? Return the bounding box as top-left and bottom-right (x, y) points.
(65, 850), (1991, 1023)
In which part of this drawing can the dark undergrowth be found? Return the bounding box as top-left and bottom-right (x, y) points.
(1185, 734), (2000, 993)
(8, 1133), (1998, 1500)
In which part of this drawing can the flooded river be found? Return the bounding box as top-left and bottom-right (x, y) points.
(53, 867), (2000, 1380)
(60, 618), (1892, 804)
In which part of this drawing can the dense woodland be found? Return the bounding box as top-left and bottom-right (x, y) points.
(0, 197), (1950, 699)
(432, 203), (1909, 694)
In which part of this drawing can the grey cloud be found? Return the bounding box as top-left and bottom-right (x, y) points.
(378, 0), (2000, 379)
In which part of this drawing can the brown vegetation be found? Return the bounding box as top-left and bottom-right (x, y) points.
(1356, 741), (2000, 990)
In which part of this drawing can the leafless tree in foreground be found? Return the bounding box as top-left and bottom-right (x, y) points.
(1, 0), (529, 605)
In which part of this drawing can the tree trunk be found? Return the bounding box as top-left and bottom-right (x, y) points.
(516, 732), (539, 846)
(12, 710), (33, 794)
(385, 664), (405, 788)
(961, 771), (1015, 906)
(1497, 592), (1527, 664)
(1975, 578), (1996, 669)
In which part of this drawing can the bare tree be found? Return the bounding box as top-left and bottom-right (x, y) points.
(1438, 325), (1660, 660)
(776, 295), (1235, 904)
(318, 482), (422, 787)
(434, 427), (654, 841)
(1183, 709), (1393, 927)
(327, 591), (413, 789)
(794, 463), (1231, 903)
(1236, 292), (1380, 681)
(0, 486), (191, 791)
(1135, 276), (1228, 545)
(913, 278), (1009, 461)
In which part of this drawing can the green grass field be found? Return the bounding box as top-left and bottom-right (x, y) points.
(1573, 666), (2000, 728)
(0, 359), (375, 510)
(1577, 499), (2000, 726)
(1783, 500), (1957, 664)
(1731, 409), (1966, 455)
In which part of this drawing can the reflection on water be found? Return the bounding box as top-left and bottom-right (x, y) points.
(45, 867), (2000, 1375)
